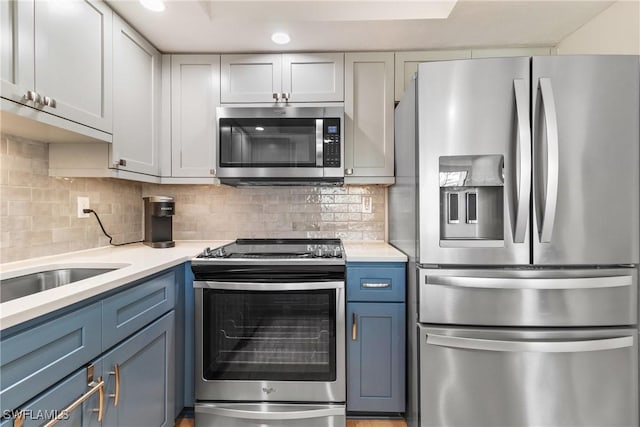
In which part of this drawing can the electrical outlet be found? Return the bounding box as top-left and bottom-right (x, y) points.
(362, 196), (372, 214)
(77, 197), (90, 218)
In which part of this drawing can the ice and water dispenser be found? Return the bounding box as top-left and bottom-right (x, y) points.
(439, 155), (504, 244)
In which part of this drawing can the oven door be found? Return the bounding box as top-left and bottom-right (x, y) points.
(195, 280), (345, 403)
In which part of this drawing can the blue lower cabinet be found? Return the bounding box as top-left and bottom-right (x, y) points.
(347, 302), (405, 413)
(0, 361), (103, 427)
(101, 311), (175, 427)
(0, 302), (102, 413)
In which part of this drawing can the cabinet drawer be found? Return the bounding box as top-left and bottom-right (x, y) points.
(0, 302), (102, 412)
(347, 263), (405, 302)
(0, 362), (103, 427)
(102, 270), (176, 350)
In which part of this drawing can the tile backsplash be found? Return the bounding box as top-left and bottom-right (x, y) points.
(1, 134), (143, 263)
(1, 134), (386, 263)
(142, 184), (386, 241)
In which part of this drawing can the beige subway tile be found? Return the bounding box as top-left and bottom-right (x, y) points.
(2, 186), (31, 201)
(1, 215), (30, 231)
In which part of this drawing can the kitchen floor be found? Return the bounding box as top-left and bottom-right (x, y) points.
(175, 418), (407, 427)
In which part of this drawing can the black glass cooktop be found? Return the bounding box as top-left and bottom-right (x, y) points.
(195, 238), (343, 260)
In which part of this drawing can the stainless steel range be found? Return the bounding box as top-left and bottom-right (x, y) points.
(192, 239), (346, 427)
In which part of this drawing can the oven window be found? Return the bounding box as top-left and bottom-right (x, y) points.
(219, 118), (318, 168)
(202, 289), (337, 381)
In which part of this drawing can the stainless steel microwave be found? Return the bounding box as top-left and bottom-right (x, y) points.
(216, 106), (344, 186)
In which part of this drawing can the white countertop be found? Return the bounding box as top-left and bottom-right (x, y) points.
(342, 241), (408, 262)
(0, 240), (406, 331)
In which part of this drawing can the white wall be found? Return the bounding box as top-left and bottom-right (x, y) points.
(555, 1), (639, 54)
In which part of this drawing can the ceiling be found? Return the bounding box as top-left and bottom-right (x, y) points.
(106, 0), (616, 53)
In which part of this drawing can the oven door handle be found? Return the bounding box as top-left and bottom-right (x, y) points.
(193, 280), (344, 291)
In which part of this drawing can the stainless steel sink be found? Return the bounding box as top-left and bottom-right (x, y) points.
(1, 267), (120, 303)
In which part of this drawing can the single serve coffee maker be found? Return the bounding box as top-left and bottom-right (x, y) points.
(143, 196), (175, 248)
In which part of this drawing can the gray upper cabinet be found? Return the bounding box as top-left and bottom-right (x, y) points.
(221, 53), (343, 103)
(170, 55), (220, 178)
(112, 14), (161, 176)
(394, 50), (471, 102)
(394, 48), (553, 101)
(1, 0), (113, 134)
(344, 52), (395, 184)
(282, 53), (344, 102)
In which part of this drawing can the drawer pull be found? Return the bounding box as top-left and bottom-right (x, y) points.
(362, 282), (390, 289)
(42, 377), (105, 427)
(110, 364), (121, 406)
(12, 411), (24, 427)
(352, 312), (357, 341)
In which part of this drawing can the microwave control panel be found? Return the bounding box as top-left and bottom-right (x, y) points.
(323, 118), (341, 168)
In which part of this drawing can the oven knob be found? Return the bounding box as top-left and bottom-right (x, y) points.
(315, 247), (323, 257)
(203, 247), (212, 257)
(332, 247), (341, 258)
(216, 248), (225, 257)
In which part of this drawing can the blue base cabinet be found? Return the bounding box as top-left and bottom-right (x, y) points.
(346, 262), (406, 414)
(102, 312), (174, 427)
(0, 266), (181, 427)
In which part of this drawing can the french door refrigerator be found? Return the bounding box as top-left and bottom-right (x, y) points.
(389, 55), (640, 427)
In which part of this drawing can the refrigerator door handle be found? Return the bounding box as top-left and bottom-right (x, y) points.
(426, 333), (634, 353)
(426, 275), (632, 290)
(538, 78), (560, 243)
(513, 79), (531, 244)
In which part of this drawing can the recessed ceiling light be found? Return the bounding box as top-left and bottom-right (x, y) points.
(271, 32), (291, 45)
(139, 0), (165, 12)
(255, 126), (264, 131)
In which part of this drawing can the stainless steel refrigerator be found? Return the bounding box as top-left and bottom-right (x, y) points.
(389, 55), (640, 427)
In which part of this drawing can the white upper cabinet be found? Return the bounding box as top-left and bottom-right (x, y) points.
(282, 53), (344, 102)
(394, 50), (471, 101)
(470, 47), (553, 58)
(1, 0), (113, 134)
(221, 53), (343, 103)
(170, 55), (220, 178)
(112, 14), (161, 176)
(344, 52), (395, 184)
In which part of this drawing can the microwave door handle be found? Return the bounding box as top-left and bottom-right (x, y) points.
(538, 78), (559, 243)
(316, 119), (324, 167)
(513, 79), (531, 244)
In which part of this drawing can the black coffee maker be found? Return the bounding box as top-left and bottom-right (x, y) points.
(143, 196), (175, 248)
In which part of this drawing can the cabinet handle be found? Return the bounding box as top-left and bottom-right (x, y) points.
(43, 96), (57, 108)
(210, 168), (216, 176)
(41, 377), (105, 427)
(273, 92), (281, 102)
(114, 159), (127, 168)
(109, 364), (120, 406)
(351, 312), (357, 341)
(24, 90), (42, 105)
(281, 92), (290, 102)
(362, 282), (390, 288)
(12, 411), (24, 427)
(345, 168), (354, 175)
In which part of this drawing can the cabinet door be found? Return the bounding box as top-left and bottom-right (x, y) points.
(102, 269), (176, 351)
(282, 53), (344, 102)
(33, 0), (112, 132)
(0, 302), (102, 412)
(0, 363), (104, 427)
(112, 16), (161, 176)
(394, 50), (471, 101)
(102, 312), (175, 427)
(220, 54), (282, 103)
(344, 52), (395, 184)
(0, 0), (33, 103)
(471, 46), (552, 58)
(171, 55), (220, 177)
(347, 302), (405, 413)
